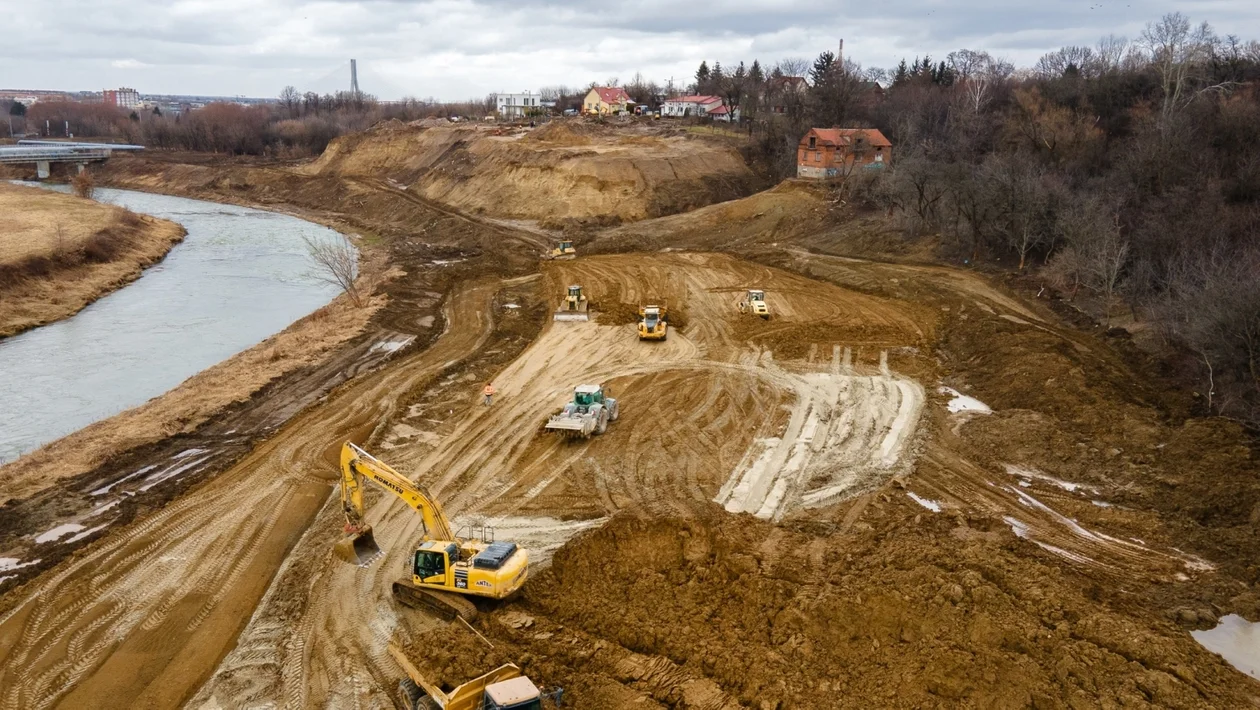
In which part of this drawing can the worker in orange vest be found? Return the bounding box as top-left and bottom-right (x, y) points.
(482, 382), (496, 406)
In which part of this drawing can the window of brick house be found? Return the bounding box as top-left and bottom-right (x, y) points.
(808, 136), (816, 149)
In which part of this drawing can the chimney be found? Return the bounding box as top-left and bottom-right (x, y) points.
(838, 39), (844, 68)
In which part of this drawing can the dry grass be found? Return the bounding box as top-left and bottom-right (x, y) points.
(0, 183), (186, 337)
(0, 252), (391, 503)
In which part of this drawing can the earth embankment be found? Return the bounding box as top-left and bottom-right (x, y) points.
(301, 120), (761, 224)
(0, 182), (185, 338)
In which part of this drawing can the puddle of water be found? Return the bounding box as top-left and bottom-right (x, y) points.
(907, 491), (942, 512)
(939, 386), (991, 414)
(35, 524), (86, 544)
(0, 557), (41, 572)
(0, 184), (347, 463)
(1192, 614), (1260, 679)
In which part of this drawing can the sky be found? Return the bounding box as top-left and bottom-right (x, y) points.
(4, 0), (1259, 101)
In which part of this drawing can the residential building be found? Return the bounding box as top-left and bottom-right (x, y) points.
(707, 104), (741, 122)
(582, 86), (632, 115)
(767, 76), (807, 114)
(492, 91), (543, 119)
(103, 87), (140, 109)
(660, 95), (723, 118)
(796, 128), (892, 178)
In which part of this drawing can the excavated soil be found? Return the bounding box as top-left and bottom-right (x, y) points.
(2, 136), (1259, 710)
(302, 120), (762, 224)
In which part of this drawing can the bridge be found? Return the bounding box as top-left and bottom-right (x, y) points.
(0, 140), (144, 179)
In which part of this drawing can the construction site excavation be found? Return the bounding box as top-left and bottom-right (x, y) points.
(1, 119), (1258, 710)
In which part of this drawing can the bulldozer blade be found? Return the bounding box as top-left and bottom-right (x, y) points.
(553, 312), (590, 322)
(335, 526), (383, 566)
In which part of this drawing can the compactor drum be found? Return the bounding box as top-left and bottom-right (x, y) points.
(739, 289), (771, 319)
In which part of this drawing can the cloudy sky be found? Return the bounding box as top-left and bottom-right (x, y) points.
(5, 0), (1258, 100)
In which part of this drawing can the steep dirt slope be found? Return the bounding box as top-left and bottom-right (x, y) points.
(303, 120), (761, 224)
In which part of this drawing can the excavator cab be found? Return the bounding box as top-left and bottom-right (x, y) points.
(414, 542), (452, 585)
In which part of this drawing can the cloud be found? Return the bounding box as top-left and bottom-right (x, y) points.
(3, 0), (1258, 99)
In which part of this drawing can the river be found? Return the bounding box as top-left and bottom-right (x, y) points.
(0, 184), (348, 464)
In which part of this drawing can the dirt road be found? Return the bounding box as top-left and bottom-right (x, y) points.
(0, 278), (511, 710)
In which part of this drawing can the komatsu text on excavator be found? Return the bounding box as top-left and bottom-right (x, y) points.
(333, 442), (529, 620)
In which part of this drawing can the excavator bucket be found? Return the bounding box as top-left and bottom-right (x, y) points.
(334, 525), (382, 566)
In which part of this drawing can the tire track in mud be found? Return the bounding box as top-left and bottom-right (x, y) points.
(189, 251), (935, 708)
(0, 279), (508, 710)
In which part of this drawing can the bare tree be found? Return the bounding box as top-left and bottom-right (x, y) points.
(1140, 12), (1218, 122)
(71, 170), (95, 199)
(303, 234), (362, 306)
(775, 57), (810, 79)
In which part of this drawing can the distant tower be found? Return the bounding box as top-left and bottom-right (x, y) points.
(838, 39), (844, 68)
(350, 59), (360, 97)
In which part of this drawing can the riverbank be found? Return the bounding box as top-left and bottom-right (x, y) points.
(0, 182), (185, 338)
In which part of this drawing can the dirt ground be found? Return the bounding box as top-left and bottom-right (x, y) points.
(0, 182), (185, 337)
(1, 127), (1258, 709)
(301, 119), (762, 225)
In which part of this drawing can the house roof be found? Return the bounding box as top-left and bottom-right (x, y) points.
(708, 105), (731, 115)
(590, 86), (631, 104)
(666, 95), (723, 105)
(772, 76), (808, 87)
(803, 128), (892, 149)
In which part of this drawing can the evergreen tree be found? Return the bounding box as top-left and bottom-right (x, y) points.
(810, 50), (836, 85)
(749, 59), (764, 85)
(894, 59), (909, 85)
(695, 61), (710, 92)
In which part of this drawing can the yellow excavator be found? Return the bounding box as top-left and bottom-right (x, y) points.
(334, 442), (529, 620)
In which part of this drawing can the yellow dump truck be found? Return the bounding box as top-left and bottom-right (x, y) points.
(637, 305), (667, 341)
(390, 643), (562, 710)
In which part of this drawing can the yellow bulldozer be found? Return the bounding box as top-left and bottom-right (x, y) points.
(334, 443), (529, 620)
(553, 284), (590, 322)
(546, 240), (576, 260)
(637, 305), (667, 341)
(391, 643), (562, 710)
(738, 289), (770, 319)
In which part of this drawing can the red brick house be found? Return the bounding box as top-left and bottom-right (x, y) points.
(797, 128), (892, 178)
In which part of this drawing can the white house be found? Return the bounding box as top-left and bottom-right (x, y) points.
(660, 95), (725, 118)
(493, 91), (543, 119)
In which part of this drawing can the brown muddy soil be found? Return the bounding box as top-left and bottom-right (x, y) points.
(434, 506), (1257, 709)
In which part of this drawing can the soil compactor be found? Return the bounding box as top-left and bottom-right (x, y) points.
(637, 305), (667, 341)
(739, 289), (771, 319)
(553, 284), (590, 322)
(334, 442), (528, 620)
(544, 384), (619, 438)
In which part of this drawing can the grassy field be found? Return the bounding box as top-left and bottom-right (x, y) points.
(0, 182), (186, 337)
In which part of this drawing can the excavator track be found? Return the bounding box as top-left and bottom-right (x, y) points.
(392, 578), (479, 622)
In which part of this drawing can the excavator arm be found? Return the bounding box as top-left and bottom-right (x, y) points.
(335, 442), (454, 564)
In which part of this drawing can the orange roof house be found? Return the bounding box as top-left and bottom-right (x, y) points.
(583, 86), (633, 115)
(797, 128), (892, 178)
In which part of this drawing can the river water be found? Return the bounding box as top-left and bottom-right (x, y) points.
(0, 184), (347, 464)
